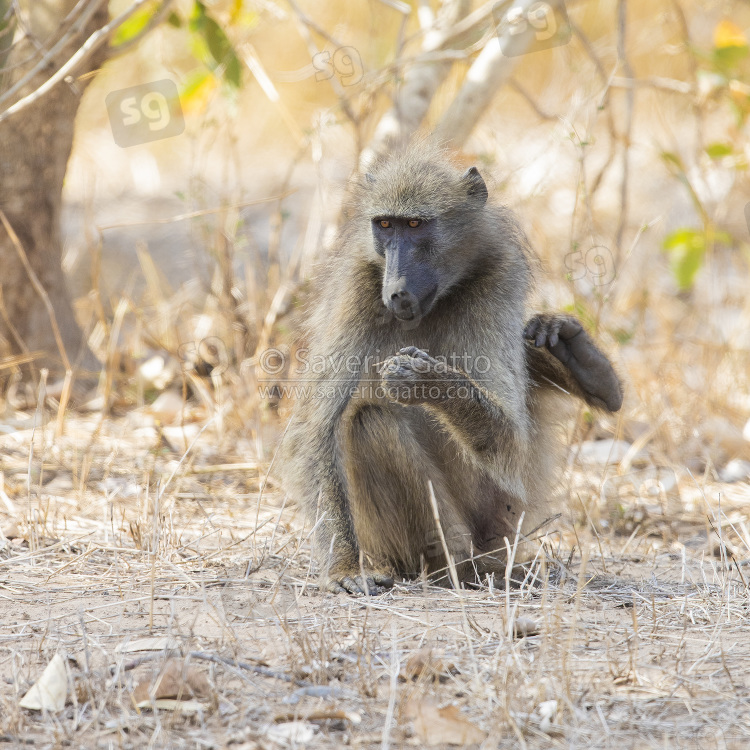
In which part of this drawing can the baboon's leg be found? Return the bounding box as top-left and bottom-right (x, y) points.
(343, 404), (475, 580)
(524, 313), (623, 412)
(284, 370), (395, 596)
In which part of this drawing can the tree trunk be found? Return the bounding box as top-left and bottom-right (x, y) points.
(0, 0), (108, 379)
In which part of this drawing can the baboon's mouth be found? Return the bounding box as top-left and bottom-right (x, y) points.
(391, 285), (438, 321)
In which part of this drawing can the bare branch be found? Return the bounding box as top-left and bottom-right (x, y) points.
(433, 0), (539, 148)
(0, 0), (156, 123)
(0, 0), (103, 109)
(360, 0), (471, 167)
(508, 78), (556, 120)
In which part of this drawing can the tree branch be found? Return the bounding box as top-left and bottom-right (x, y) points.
(360, 0), (471, 167)
(0, 0), (103, 109)
(433, 0), (538, 148)
(0, 0), (155, 123)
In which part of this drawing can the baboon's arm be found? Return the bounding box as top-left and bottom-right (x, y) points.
(380, 346), (527, 457)
(524, 313), (623, 412)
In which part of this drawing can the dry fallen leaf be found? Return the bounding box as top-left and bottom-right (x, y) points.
(537, 699), (559, 733)
(272, 709), (361, 725)
(402, 648), (457, 682)
(19, 653), (67, 712)
(148, 699), (208, 714)
(133, 658), (212, 708)
(405, 697), (486, 746)
(116, 636), (181, 654)
(265, 721), (316, 745)
(513, 616), (541, 638)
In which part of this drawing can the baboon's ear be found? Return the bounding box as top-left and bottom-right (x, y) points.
(365, 173), (376, 185)
(462, 166), (488, 206)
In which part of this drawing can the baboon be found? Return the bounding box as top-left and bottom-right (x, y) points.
(283, 142), (622, 595)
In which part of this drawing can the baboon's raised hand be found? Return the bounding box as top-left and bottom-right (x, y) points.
(524, 313), (623, 412)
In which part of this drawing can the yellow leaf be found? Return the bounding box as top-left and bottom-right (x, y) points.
(405, 697), (486, 746)
(132, 658), (212, 706)
(714, 20), (747, 49)
(181, 70), (218, 115)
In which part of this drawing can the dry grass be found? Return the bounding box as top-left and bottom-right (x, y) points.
(3, 1), (750, 746)
(1, 403), (750, 749)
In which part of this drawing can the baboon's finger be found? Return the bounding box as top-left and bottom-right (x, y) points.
(326, 580), (347, 595)
(523, 318), (540, 340)
(399, 346), (423, 357)
(339, 576), (365, 595)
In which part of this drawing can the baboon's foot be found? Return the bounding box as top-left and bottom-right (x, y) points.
(380, 347), (443, 405)
(324, 569), (394, 596)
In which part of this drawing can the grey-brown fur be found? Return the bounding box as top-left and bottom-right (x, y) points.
(282, 142), (622, 594)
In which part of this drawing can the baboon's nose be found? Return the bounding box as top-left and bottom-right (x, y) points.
(386, 288), (418, 319)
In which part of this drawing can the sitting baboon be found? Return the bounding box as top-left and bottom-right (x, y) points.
(283, 142), (622, 594)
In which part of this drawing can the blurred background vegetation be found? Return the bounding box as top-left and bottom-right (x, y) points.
(2, 0), (750, 486)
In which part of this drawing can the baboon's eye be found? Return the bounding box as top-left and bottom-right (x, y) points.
(407, 219), (422, 228)
(379, 220), (391, 229)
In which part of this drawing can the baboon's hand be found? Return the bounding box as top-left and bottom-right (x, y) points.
(325, 570), (394, 596)
(380, 347), (443, 404)
(525, 313), (585, 351)
(524, 313), (623, 412)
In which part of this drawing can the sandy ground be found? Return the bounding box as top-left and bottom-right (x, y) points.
(1, 411), (750, 749)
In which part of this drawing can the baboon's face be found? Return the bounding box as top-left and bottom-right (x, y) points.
(366, 164), (489, 323)
(372, 217), (441, 322)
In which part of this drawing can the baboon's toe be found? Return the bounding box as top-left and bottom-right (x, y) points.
(327, 573), (394, 596)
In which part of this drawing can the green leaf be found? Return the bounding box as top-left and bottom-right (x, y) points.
(705, 142), (733, 158)
(112, 0), (160, 47)
(662, 229), (707, 290)
(167, 11), (182, 28)
(662, 228), (705, 251)
(712, 43), (749, 73)
(229, 0), (259, 28)
(612, 328), (634, 345)
(189, 1), (242, 88)
(671, 249), (704, 290)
